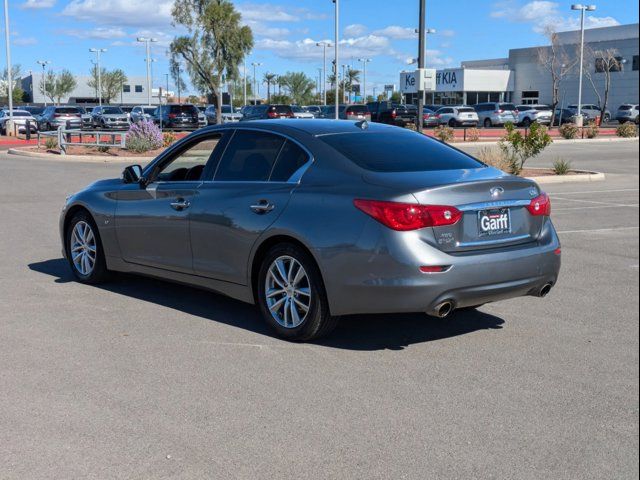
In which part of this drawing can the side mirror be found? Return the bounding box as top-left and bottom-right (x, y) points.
(122, 164), (144, 185)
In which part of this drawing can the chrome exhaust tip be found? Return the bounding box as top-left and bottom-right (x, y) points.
(538, 283), (553, 298)
(432, 300), (455, 318)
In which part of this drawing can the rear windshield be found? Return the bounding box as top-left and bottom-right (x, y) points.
(457, 107), (475, 113)
(10, 111), (31, 117)
(222, 105), (233, 113)
(102, 107), (123, 114)
(269, 105), (292, 114)
(321, 131), (483, 172)
(143, 107), (156, 114)
(619, 105), (633, 110)
(169, 105), (198, 114)
(55, 107), (81, 114)
(500, 103), (517, 111)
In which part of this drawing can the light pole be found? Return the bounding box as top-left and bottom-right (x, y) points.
(416, 8), (436, 132)
(571, 4), (596, 126)
(251, 62), (262, 105)
(243, 58), (247, 106)
(332, 0), (339, 119)
(137, 37), (157, 106)
(165, 73), (170, 104)
(3, 0), (13, 123)
(316, 42), (332, 105)
(36, 60), (51, 106)
(89, 48), (107, 106)
(358, 58), (371, 103)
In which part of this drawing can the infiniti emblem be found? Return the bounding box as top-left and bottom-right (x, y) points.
(490, 186), (505, 198)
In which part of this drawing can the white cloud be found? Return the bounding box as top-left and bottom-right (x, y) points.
(65, 26), (128, 39)
(62, 0), (173, 27)
(20, 0), (55, 9)
(440, 29), (456, 37)
(238, 3), (299, 23)
(373, 25), (416, 40)
(344, 24), (367, 37)
(13, 36), (38, 45)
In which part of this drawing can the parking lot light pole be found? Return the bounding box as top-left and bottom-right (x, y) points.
(571, 4), (596, 126)
(89, 48), (107, 107)
(243, 59), (247, 106)
(251, 62), (262, 105)
(332, 0), (339, 119)
(137, 37), (157, 106)
(3, 0), (13, 123)
(316, 42), (331, 105)
(358, 58), (371, 103)
(36, 60), (51, 106)
(416, 0), (426, 131)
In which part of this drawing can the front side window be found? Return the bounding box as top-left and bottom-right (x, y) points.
(153, 135), (222, 182)
(215, 130), (285, 182)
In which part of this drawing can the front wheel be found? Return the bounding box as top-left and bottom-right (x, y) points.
(483, 118), (492, 128)
(257, 244), (338, 342)
(448, 118), (457, 127)
(522, 117), (532, 127)
(66, 211), (110, 284)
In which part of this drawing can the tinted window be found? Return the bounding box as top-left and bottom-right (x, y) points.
(169, 105), (198, 115)
(619, 105), (633, 111)
(143, 107), (155, 114)
(345, 105), (368, 114)
(457, 107), (475, 113)
(155, 136), (221, 182)
(270, 105), (292, 114)
(102, 107), (123, 114)
(55, 107), (81, 114)
(221, 105), (232, 113)
(534, 106), (551, 111)
(270, 140), (309, 181)
(215, 130), (285, 181)
(321, 130), (483, 172)
(500, 103), (516, 111)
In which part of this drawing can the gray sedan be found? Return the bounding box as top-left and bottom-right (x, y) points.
(59, 120), (561, 341)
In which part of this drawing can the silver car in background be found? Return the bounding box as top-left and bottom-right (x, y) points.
(436, 106), (479, 127)
(0, 109), (38, 135)
(37, 105), (83, 131)
(205, 105), (243, 124)
(615, 104), (639, 124)
(59, 120), (561, 342)
(474, 102), (519, 128)
(567, 104), (611, 123)
(90, 106), (130, 130)
(130, 105), (157, 124)
(516, 105), (552, 126)
(291, 105), (315, 119)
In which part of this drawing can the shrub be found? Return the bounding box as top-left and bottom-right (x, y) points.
(616, 122), (638, 138)
(585, 122), (599, 139)
(559, 123), (579, 139)
(476, 146), (512, 173)
(433, 125), (454, 143)
(125, 120), (163, 153)
(552, 157), (572, 175)
(498, 122), (552, 176)
(163, 131), (177, 147)
(466, 127), (480, 142)
(96, 146), (110, 153)
(44, 137), (57, 150)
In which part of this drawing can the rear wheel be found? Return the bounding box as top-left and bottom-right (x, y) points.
(65, 211), (110, 284)
(522, 117), (532, 127)
(483, 118), (492, 128)
(257, 243), (338, 342)
(448, 118), (457, 127)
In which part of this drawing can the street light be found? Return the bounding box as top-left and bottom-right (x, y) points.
(3, 0), (13, 123)
(36, 60), (51, 106)
(89, 48), (107, 106)
(251, 62), (262, 105)
(332, 0), (340, 119)
(415, 19), (436, 131)
(137, 37), (158, 106)
(358, 58), (371, 104)
(316, 41), (332, 105)
(571, 4), (596, 126)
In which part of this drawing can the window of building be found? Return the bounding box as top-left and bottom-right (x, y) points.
(122, 84), (131, 93)
(633, 55), (639, 71)
(134, 85), (143, 93)
(595, 57), (624, 73)
(521, 90), (539, 105)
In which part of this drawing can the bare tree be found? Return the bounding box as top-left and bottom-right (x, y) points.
(581, 46), (622, 125)
(536, 27), (578, 127)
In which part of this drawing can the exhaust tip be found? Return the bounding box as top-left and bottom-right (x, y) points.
(435, 301), (454, 318)
(539, 283), (552, 298)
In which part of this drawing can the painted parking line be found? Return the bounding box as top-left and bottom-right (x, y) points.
(553, 204), (639, 212)
(551, 196), (637, 207)
(557, 226), (640, 234)
(548, 188), (639, 196)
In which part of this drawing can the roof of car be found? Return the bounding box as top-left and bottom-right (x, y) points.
(206, 119), (399, 137)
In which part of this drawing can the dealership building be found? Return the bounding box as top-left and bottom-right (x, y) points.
(402, 23), (638, 110)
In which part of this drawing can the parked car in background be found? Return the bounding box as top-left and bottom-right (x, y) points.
(21, 106), (44, 118)
(302, 105), (322, 117)
(367, 101), (415, 127)
(90, 106), (130, 130)
(205, 105), (243, 124)
(435, 106), (479, 127)
(198, 109), (207, 129)
(567, 104), (611, 122)
(76, 106), (92, 130)
(323, 105), (371, 122)
(421, 108), (440, 127)
(0, 109), (38, 135)
(291, 105), (315, 119)
(474, 102), (518, 128)
(240, 104), (294, 121)
(516, 105), (552, 126)
(60, 120), (561, 341)
(317, 105), (332, 118)
(130, 105), (157, 124)
(615, 104), (639, 124)
(153, 104), (200, 130)
(552, 108), (589, 125)
(37, 105), (83, 131)
(120, 106), (134, 121)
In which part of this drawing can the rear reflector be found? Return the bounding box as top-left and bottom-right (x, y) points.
(527, 193), (551, 216)
(354, 199), (462, 231)
(419, 265), (450, 273)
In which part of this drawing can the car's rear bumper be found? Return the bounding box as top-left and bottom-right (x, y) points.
(319, 218), (561, 316)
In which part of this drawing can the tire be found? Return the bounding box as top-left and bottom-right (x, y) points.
(603, 113), (610, 123)
(522, 117), (531, 127)
(448, 118), (457, 127)
(65, 210), (110, 284)
(257, 243), (338, 342)
(635, 116), (639, 125)
(483, 118), (492, 128)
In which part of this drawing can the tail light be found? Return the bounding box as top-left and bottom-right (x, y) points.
(527, 193), (551, 216)
(495, 109), (504, 114)
(168, 113), (177, 119)
(267, 111), (278, 118)
(54, 114), (62, 117)
(391, 110), (397, 119)
(436, 114), (441, 119)
(353, 199), (462, 231)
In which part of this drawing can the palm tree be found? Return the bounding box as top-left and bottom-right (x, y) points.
(345, 68), (360, 103)
(263, 72), (277, 103)
(279, 71), (316, 105)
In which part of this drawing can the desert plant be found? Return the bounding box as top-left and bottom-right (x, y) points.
(616, 122), (638, 138)
(96, 145), (110, 153)
(498, 122), (552, 176)
(125, 120), (163, 153)
(559, 123), (579, 139)
(585, 122), (599, 139)
(433, 125), (454, 143)
(476, 146), (513, 173)
(44, 137), (57, 150)
(552, 157), (572, 175)
(163, 131), (177, 147)
(466, 127), (480, 142)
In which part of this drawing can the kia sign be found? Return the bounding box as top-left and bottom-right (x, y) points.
(400, 69), (436, 94)
(400, 71), (418, 94)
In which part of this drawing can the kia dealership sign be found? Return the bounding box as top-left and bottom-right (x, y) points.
(400, 68), (513, 94)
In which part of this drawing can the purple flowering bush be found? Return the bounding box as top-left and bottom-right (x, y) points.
(125, 120), (163, 153)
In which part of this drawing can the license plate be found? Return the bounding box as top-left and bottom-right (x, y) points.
(478, 208), (511, 236)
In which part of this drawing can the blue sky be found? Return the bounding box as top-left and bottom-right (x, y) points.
(6, 0), (639, 96)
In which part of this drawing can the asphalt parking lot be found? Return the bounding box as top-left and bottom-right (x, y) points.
(0, 140), (638, 479)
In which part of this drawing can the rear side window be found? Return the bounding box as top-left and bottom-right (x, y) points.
(215, 130), (285, 181)
(321, 130), (483, 172)
(457, 107), (475, 113)
(619, 105), (633, 110)
(270, 140), (309, 181)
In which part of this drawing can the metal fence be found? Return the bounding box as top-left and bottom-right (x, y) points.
(36, 127), (127, 154)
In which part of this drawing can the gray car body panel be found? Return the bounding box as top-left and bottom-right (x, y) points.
(60, 120), (561, 316)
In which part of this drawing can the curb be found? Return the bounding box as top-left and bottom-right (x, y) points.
(6, 148), (153, 164)
(526, 169), (605, 184)
(451, 137), (638, 147)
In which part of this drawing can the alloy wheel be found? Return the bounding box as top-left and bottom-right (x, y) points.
(70, 221), (97, 276)
(264, 255), (311, 329)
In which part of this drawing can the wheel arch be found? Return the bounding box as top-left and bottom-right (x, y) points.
(62, 204), (99, 257)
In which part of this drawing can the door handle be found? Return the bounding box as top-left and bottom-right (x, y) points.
(250, 200), (275, 214)
(170, 198), (191, 211)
